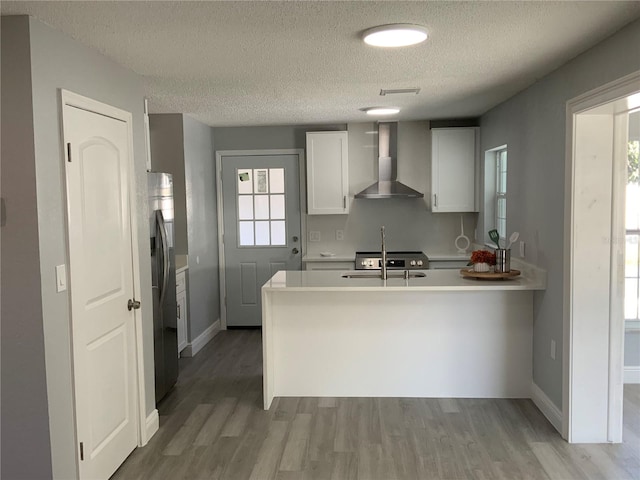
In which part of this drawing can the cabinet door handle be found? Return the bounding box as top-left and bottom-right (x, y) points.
(343, 195), (347, 209)
(177, 304), (181, 319)
(434, 194), (438, 207)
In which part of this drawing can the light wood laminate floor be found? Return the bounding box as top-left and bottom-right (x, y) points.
(112, 329), (640, 480)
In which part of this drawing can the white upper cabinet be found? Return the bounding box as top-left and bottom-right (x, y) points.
(306, 131), (349, 215)
(431, 127), (478, 212)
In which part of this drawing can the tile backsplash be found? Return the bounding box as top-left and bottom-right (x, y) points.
(306, 206), (478, 256)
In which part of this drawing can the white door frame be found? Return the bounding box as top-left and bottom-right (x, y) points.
(563, 71), (640, 443)
(60, 90), (150, 456)
(215, 149), (306, 329)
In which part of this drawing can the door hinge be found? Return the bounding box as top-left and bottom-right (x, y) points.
(67, 143), (72, 162)
(79, 442), (84, 461)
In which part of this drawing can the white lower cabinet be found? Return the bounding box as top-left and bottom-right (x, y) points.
(176, 270), (188, 353)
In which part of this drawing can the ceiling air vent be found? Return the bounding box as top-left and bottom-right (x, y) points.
(379, 88), (421, 96)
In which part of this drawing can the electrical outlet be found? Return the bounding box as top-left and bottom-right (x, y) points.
(309, 231), (321, 242)
(519, 241), (526, 258)
(336, 230), (344, 241)
(550, 339), (556, 360)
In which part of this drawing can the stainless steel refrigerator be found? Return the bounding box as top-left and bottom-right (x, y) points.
(148, 172), (178, 403)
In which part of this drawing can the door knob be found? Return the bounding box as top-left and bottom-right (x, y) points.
(292, 247), (299, 255)
(127, 298), (141, 311)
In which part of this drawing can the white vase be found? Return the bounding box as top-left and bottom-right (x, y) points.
(473, 262), (490, 273)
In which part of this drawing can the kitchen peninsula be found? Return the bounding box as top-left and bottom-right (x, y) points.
(261, 267), (546, 409)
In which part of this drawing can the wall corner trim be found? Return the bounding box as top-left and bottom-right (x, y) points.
(624, 366), (640, 384)
(531, 381), (563, 434)
(181, 319), (221, 358)
(142, 409), (159, 446)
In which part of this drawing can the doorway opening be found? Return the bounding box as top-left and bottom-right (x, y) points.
(624, 111), (640, 385)
(564, 72), (640, 443)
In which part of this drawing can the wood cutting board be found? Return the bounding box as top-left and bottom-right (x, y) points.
(460, 268), (521, 280)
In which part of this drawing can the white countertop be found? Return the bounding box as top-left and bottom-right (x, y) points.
(263, 266), (546, 292)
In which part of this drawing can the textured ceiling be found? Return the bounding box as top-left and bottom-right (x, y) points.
(2, 1), (640, 127)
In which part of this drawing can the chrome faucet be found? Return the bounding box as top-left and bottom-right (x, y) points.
(381, 226), (387, 280)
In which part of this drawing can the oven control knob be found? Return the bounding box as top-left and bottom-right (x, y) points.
(361, 260), (367, 266)
(368, 260), (374, 267)
(417, 260), (423, 266)
(410, 260), (416, 266)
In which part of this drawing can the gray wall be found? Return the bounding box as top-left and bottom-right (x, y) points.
(1, 16), (54, 480)
(149, 114), (189, 255)
(183, 116), (220, 339)
(479, 18), (640, 408)
(213, 124), (346, 151)
(1, 16), (155, 479)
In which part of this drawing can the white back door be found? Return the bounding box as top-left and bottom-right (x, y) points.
(63, 103), (138, 479)
(221, 153), (302, 327)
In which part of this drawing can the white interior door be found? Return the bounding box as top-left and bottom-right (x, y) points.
(221, 153), (302, 327)
(63, 103), (138, 479)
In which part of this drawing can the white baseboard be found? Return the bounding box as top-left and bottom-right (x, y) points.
(531, 381), (563, 433)
(624, 366), (640, 384)
(141, 409), (159, 446)
(181, 318), (220, 357)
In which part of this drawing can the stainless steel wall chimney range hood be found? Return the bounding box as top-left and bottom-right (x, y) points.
(354, 122), (424, 199)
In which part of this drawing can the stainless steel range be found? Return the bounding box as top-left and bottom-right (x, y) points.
(355, 251), (429, 270)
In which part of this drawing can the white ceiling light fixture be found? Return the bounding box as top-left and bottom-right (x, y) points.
(362, 24), (428, 48)
(363, 107), (401, 116)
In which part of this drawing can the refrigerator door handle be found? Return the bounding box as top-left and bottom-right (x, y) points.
(156, 210), (170, 307)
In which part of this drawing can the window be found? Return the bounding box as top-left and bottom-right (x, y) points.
(626, 115), (639, 322)
(495, 149), (508, 239)
(483, 146), (507, 244)
(236, 168), (286, 247)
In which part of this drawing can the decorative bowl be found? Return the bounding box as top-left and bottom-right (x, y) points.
(473, 262), (491, 273)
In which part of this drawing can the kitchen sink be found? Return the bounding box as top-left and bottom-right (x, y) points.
(341, 271), (426, 279)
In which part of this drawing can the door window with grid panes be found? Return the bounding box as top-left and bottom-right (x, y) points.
(236, 168), (286, 247)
